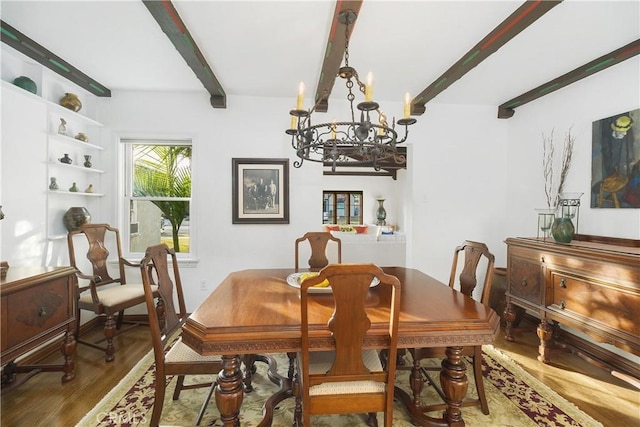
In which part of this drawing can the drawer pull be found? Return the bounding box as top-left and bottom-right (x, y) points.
(521, 279), (527, 287)
(541, 256), (545, 263)
(39, 306), (47, 317)
(559, 300), (566, 309)
(560, 278), (567, 288)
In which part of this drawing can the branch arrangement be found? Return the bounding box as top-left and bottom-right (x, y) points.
(542, 128), (575, 209)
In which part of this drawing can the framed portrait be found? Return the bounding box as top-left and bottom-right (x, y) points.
(232, 158), (290, 224)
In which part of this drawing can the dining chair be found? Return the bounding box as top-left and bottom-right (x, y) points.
(409, 240), (495, 415)
(140, 244), (223, 427)
(67, 223), (157, 362)
(293, 263), (401, 426)
(294, 231), (342, 272)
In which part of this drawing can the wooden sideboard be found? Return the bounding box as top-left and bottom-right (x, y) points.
(504, 235), (640, 372)
(1, 266), (77, 386)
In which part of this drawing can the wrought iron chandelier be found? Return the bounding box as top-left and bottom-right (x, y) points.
(286, 9), (416, 172)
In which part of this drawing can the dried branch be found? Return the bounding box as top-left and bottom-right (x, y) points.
(542, 129), (555, 209)
(542, 127), (575, 209)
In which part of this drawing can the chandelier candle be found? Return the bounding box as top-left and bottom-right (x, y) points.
(404, 93), (411, 119)
(296, 82), (305, 110)
(365, 72), (373, 102)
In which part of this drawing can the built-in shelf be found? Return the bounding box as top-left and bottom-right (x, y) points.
(48, 162), (105, 174)
(48, 133), (104, 151)
(48, 190), (104, 197)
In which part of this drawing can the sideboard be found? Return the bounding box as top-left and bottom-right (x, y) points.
(1, 266), (77, 386)
(504, 235), (640, 369)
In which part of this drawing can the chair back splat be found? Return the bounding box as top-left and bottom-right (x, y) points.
(295, 231), (342, 272)
(295, 263), (401, 426)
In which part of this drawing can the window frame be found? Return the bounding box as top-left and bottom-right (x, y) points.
(322, 191), (363, 225)
(119, 136), (196, 262)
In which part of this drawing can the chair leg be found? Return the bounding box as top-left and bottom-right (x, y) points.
(409, 353), (424, 407)
(172, 374), (185, 400)
(243, 354), (256, 392)
(366, 412), (378, 426)
(104, 315), (116, 362)
(473, 349), (489, 415)
(195, 380), (216, 426)
(287, 352), (296, 380)
(150, 374), (166, 427)
(115, 310), (125, 329)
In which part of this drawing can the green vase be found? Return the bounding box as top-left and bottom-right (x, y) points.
(551, 217), (575, 243)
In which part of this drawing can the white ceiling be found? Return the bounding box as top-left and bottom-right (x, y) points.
(2, 0), (639, 110)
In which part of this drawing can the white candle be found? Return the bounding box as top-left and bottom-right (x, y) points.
(296, 82), (305, 110)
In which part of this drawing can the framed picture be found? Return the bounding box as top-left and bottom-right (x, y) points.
(232, 158), (289, 224)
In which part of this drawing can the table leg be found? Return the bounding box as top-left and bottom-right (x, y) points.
(61, 326), (76, 382)
(440, 346), (467, 427)
(215, 355), (244, 427)
(504, 301), (516, 342)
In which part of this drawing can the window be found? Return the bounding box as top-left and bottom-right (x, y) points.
(323, 191), (363, 225)
(122, 138), (192, 257)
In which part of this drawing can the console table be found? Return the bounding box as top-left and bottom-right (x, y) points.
(1, 266), (77, 387)
(504, 235), (640, 374)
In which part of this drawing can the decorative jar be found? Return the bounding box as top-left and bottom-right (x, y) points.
(63, 207), (91, 232)
(13, 76), (37, 94)
(60, 93), (82, 112)
(376, 199), (387, 226)
(551, 217), (575, 243)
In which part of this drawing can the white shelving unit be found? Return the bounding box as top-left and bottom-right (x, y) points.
(1, 45), (108, 242)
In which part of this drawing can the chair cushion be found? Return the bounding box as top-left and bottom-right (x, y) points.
(166, 336), (223, 363)
(78, 283), (157, 307)
(302, 350), (386, 395)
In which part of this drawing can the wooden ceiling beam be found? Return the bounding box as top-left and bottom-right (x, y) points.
(411, 0), (562, 116)
(498, 38), (640, 118)
(313, 0), (363, 113)
(0, 20), (111, 97)
(143, 0), (226, 108)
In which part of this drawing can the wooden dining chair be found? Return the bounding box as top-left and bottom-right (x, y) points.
(294, 231), (342, 272)
(141, 244), (223, 427)
(67, 223), (157, 362)
(409, 240), (495, 415)
(293, 263), (401, 426)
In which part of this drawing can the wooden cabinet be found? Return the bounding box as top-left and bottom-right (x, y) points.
(1, 267), (77, 386)
(504, 236), (640, 368)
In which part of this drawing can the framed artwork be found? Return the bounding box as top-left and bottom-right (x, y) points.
(232, 158), (289, 224)
(591, 109), (639, 208)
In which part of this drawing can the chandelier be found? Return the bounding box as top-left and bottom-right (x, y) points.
(286, 9), (416, 172)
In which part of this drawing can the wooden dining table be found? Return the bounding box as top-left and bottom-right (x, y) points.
(181, 266), (500, 426)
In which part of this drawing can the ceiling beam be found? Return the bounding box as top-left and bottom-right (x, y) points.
(0, 20), (111, 97)
(142, 0), (226, 108)
(313, 0), (363, 113)
(498, 38), (640, 118)
(411, 0), (562, 116)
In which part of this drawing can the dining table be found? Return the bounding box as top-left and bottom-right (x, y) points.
(181, 266), (500, 427)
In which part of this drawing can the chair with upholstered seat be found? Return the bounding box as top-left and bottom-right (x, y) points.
(409, 240), (495, 415)
(67, 223), (157, 362)
(294, 263), (401, 426)
(141, 243), (223, 427)
(295, 231), (342, 272)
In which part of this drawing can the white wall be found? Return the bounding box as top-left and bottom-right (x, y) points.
(505, 58), (640, 239)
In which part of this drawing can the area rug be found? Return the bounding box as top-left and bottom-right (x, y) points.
(76, 346), (603, 427)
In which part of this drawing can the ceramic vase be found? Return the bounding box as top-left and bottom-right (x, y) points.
(83, 155), (92, 168)
(551, 217), (575, 243)
(13, 76), (37, 94)
(63, 207), (91, 232)
(59, 154), (72, 164)
(49, 177), (59, 190)
(376, 199), (387, 226)
(60, 93), (82, 112)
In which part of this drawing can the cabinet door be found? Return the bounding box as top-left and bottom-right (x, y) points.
(508, 256), (543, 305)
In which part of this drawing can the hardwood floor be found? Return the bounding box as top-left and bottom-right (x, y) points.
(1, 322), (638, 426)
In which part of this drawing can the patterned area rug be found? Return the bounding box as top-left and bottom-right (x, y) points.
(76, 346), (602, 426)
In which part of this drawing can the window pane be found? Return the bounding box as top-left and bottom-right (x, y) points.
(336, 193), (347, 224)
(130, 200), (190, 253)
(350, 194), (361, 223)
(323, 193), (334, 224)
(132, 145), (191, 198)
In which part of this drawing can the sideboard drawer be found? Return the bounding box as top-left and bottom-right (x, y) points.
(508, 257), (542, 304)
(550, 271), (639, 337)
(3, 276), (71, 351)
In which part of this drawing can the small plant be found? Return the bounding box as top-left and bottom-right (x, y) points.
(542, 128), (575, 209)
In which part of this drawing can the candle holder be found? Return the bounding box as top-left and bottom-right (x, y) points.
(535, 208), (556, 240)
(558, 192), (583, 232)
